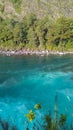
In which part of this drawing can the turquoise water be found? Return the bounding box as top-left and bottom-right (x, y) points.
(0, 55), (73, 129)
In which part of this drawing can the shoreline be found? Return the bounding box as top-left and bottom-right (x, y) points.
(0, 50), (73, 56)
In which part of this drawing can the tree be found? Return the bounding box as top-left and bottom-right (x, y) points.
(26, 27), (39, 49)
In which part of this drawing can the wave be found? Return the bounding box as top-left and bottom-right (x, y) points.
(58, 88), (73, 98)
(0, 77), (18, 88)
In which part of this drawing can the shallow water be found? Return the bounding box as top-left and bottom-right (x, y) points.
(0, 55), (73, 129)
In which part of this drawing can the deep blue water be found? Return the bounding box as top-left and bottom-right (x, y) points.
(0, 55), (73, 129)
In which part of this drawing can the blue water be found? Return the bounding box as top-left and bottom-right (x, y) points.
(0, 55), (73, 129)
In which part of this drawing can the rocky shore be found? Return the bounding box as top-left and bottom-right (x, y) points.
(0, 49), (73, 56)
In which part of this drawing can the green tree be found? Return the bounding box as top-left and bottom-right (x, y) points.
(26, 27), (39, 49)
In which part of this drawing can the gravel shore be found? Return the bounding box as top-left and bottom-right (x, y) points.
(0, 50), (73, 56)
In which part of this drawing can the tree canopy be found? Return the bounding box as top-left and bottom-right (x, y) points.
(0, 15), (73, 51)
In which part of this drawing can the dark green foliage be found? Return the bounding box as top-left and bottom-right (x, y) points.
(59, 114), (67, 128)
(46, 17), (73, 51)
(26, 27), (39, 49)
(43, 113), (67, 130)
(44, 114), (52, 130)
(0, 15), (73, 51)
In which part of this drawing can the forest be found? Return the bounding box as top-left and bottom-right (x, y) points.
(0, 15), (73, 51)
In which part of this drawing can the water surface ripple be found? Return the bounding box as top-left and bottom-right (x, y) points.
(0, 55), (73, 129)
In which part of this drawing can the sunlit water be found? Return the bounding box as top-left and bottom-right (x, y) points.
(0, 55), (73, 129)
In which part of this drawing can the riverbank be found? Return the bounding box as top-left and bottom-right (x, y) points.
(0, 49), (73, 56)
